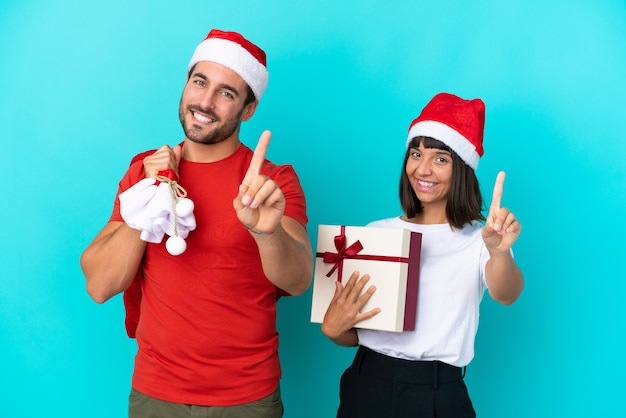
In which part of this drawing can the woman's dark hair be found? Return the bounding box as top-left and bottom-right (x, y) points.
(187, 63), (256, 106)
(399, 136), (484, 229)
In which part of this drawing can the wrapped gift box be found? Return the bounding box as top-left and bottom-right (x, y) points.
(310, 225), (421, 332)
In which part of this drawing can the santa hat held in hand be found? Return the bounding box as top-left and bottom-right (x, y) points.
(406, 92), (485, 170)
(188, 29), (269, 100)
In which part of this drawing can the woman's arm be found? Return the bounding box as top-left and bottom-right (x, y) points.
(321, 271), (380, 346)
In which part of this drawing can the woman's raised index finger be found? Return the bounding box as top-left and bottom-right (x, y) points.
(490, 171), (506, 212)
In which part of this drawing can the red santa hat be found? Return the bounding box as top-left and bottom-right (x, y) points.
(406, 92), (485, 170)
(188, 29), (269, 100)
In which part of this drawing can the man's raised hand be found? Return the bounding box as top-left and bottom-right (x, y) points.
(233, 130), (285, 234)
(143, 144), (182, 179)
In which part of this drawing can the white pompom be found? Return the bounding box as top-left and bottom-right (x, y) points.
(166, 236), (187, 256)
(176, 198), (195, 217)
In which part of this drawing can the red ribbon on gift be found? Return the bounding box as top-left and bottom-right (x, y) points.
(323, 228), (364, 280)
(317, 225), (409, 282)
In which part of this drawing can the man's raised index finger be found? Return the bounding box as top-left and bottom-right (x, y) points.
(246, 130), (271, 177)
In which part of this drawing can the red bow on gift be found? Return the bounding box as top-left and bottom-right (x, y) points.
(323, 228), (363, 282)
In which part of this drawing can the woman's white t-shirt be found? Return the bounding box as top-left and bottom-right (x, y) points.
(356, 216), (490, 367)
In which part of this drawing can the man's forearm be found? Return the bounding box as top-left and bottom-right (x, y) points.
(254, 217), (313, 296)
(81, 221), (147, 303)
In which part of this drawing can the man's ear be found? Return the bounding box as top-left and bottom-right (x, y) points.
(241, 100), (258, 121)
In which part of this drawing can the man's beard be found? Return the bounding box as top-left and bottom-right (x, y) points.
(179, 100), (244, 145)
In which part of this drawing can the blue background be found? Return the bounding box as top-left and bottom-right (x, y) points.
(2, 1), (625, 416)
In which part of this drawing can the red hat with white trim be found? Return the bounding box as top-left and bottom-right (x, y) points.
(406, 92), (485, 170)
(188, 29), (269, 100)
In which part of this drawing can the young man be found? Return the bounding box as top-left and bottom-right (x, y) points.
(80, 29), (313, 418)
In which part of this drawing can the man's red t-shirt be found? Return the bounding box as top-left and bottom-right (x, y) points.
(109, 144), (307, 406)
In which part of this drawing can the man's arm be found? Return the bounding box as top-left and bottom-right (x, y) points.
(234, 131), (313, 295)
(250, 216), (313, 295)
(81, 144), (182, 303)
(80, 221), (147, 304)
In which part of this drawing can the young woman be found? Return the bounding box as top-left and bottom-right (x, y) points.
(322, 92), (524, 418)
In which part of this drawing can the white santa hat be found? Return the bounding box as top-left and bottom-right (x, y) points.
(188, 29), (269, 100)
(406, 92), (485, 170)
